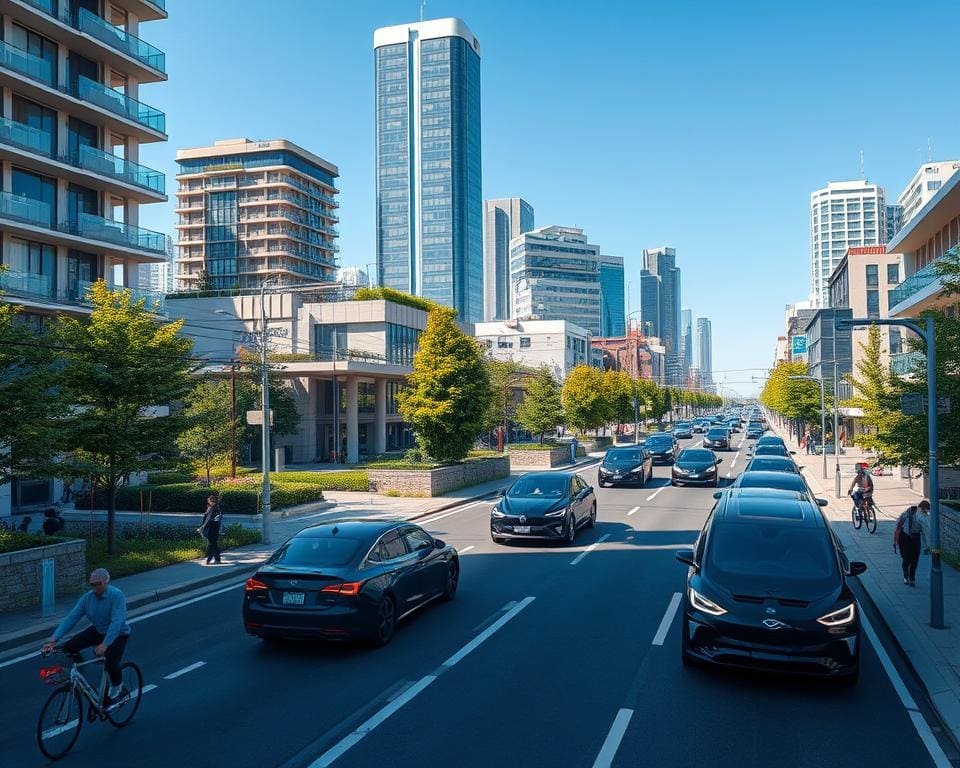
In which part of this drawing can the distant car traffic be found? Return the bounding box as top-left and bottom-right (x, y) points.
(693, 419), (712, 433)
(491, 471), (596, 544)
(598, 446), (653, 487)
(676, 488), (864, 682)
(745, 423), (764, 439)
(645, 433), (680, 464)
(743, 456), (800, 474)
(673, 422), (694, 439)
(704, 428), (730, 451)
(753, 435), (787, 452)
(671, 448), (722, 487)
(243, 520), (458, 646)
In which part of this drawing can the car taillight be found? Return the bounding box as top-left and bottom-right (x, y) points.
(245, 577), (268, 592)
(321, 581), (363, 596)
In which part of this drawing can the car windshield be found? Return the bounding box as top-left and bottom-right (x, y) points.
(707, 430), (727, 438)
(747, 458), (797, 473)
(755, 446), (786, 455)
(605, 449), (645, 463)
(706, 523), (838, 591)
(646, 437), (672, 446)
(738, 474), (806, 492)
(270, 537), (362, 568)
(679, 449), (714, 462)
(508, 475), (567, 498)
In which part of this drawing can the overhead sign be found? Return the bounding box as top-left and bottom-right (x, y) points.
(791, 335), (807, 356)
(246, 410), (274, 426)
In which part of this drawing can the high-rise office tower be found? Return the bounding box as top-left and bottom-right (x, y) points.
(681, 308), (693, 373)
(175, 139), (339, 290)
(338, 266), (370, 288)
(886, 204), (904, 244)
(642, 246), (682, 384)
(695, 317), (713, 385)
(510, 226), (601, 335)
(599, 254), (625, 336)
(374, 18), (482, 321)
(809, 180), (886, 307)
(639, 269), (660, 338)
(483, 197), (533, 320)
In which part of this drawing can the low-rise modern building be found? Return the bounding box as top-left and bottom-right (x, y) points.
(175, 138), (340, 291)
(473, 318), (596, 381)
(803, 307), (853, 388)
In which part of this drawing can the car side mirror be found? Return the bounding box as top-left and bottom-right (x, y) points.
(716, 457), (723, 464)
(712, 491), (722, 499)
(817, 498), (828, 507)
(848, 561), (867, 577)
(499, 488), (506, 497)
(790, 450), (797, 455)
(675, 548), (697, 569)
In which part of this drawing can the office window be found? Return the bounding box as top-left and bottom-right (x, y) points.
(519, 337), (531, 349)
(889, 329), (902, 355)
(865, 264), (878, 287)
(887, 263), (900, 284)
(866, 290), (880, 318)
(315, 324), (348, 361)
(928, 181), (942, 192)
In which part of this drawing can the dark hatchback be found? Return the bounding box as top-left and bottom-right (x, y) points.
(755, 435), (787, 450)
(743, 456), (800, 474)
(491, 471), (597, 544)
(645, 434), (680, 464)
(703, 428), (730, 451)
(746, 423), (764, 439)
(676, 488), (865, 682)
(598, 446), (653, 487)
(671, 448), (722, 487)
(751, 444), (792, 458)
(243, 520), (458, 646)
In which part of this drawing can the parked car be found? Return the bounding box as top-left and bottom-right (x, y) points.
(598, 446), (653, 487)
(645, 433), (680, 464)
(243, 520), (458, 646)
(672, 448), (722, 487)
(676, 488), (864, 682)
(703, 428), (730, 451)
(491, 471), (596, 544)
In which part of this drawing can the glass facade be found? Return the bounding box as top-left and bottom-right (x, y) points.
(386, 323), (420, 365)
(204, 190), (238, 287)
(599, 256), (625, 337)
(375, 28), (482, 321)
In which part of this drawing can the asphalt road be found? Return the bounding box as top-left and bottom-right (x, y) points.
(0, 431), (950, 768)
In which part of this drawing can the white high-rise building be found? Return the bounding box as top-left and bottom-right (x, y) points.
(695, 317), (713, 386)
(338, 267), (370, 288)
(809, 180), (886, 307)
(483, 198), (533, 320)
(895, 161), (960, 225)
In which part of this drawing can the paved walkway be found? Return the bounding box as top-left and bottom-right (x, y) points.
(768, 416), (960, 744)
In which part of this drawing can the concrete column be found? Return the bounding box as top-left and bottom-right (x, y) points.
(346, 376), (359, 464)
(303, 378), (318, 461)
(374, 378), (387, 455)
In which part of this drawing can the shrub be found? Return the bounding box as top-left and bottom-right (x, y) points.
(270, 483), (328, 508)
(272, 471), (369, 491)
(0, 530), (70, 554)
(148, 471), (196, 486)
(354, 286), (440, 313)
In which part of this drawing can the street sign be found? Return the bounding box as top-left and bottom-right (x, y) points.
(791, 335), (807, 356)
(246, 410), (274, 426)
(901, 394), (924, 415)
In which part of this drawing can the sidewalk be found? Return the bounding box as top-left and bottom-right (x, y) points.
(0, 455), (601, 654)
(768, 417), (960, 744)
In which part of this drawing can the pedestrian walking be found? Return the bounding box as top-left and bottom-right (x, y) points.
(198, 492), (223, 565)
(893, 500), (930, 586)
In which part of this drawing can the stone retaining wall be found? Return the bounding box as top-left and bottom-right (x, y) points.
(942, 504), (960, 557)
(0, 539), (86, 613)
(508, 446), (570, 468)
(368, 457), (510, 497)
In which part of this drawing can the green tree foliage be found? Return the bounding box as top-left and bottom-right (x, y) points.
(561, 365), (608, 434)
(842, 325), (899, 459)
(482, 358), (530, 434)
(515, 365), (564, 443)
(176, 379), (234, 485)
(194, 269), (215, 292)
(760, 361), (823, 426)
(233, 372), (300, 450)
(603, 370), (635, 430)
(53, 282), (196, 554)
(396, 307), (491, 462)
(636, 379), (666, 425)
(353, 286), (441, 313)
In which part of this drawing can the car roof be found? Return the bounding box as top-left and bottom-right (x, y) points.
(715, 488), (822, 525)
(517, 470), (574, 480)
(734, 471), (807, 490)
(757, 435), (786, 444)
(745, 456), (796, 470)
(646, 433), (673, 440)
(298, 519), (407, 541)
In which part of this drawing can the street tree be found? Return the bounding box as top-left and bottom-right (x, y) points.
(636, 379), (667, 427)
(603, 370), (634, 434)
(760, 361), (823, 430)
(176, 379), (234, 485)
(515, 365), (564, 444)
(53, 282), (195, 555)
(482, 358), (530, 440)
(842, 325), (899, 460)
(561, 365), (608, 434)
(233, 369), (300, 456)
(396, 307), (491, 463)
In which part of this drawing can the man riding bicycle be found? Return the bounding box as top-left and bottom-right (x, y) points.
(41, 568), (130, 705)
(848, 468), (875, 511)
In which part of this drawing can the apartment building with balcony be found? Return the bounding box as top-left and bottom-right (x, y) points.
(175, 138), (339, 291)
(0, 0), (168, 515)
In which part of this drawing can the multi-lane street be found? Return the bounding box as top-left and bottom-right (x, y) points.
(0, 433), (949, 767)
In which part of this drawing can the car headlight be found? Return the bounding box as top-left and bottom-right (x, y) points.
(491, 506), (505, 518)
(689, 587), (727, 616)
(544, 505), (570, 518)
(816, 603), (856, 627)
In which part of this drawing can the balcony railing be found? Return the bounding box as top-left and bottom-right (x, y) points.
(78, 144), (165, 194)
(77, 8), (165, 73)
(77, 279), (166, 314)
(891, 351), (924, 376)
(77, 75), (166, 134)
(0, 268), (53, 299)
(0, 39), (55, 87)
(888, 246), (957, 310)
(21, 0), (56, 15)
(0, 115), (55, 157)
(75, 212), (166, 253)
(0, 190), (52, 227)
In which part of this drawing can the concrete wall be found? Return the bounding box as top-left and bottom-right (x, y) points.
(508, 447), (569, 468)
(0, 539), (86, 613)
(942, 504), (960, 557)
(368, 457), (510, 497)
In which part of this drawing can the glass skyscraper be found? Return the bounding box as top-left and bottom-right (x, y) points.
(599, 254), (625, 336)
(374, 18), (483, 322)
(484, 197), (534, 320)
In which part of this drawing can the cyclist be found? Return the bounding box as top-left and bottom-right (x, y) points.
(847, 467), (875, 512)
(41, 568), (130, 705)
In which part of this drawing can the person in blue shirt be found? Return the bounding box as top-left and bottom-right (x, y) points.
(42, 568), (130, 703)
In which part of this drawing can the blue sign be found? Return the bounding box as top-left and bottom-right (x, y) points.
(791, 335), (808, 355)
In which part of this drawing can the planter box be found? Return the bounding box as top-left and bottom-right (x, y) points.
(0, 539), (86, 613)
(508, 446), (570, 468)
(368, 457), (510, 497)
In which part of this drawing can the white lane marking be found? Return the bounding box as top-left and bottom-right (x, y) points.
(570, 534), (611, 566)
(651, 592), (683, 646)
(42, 718), (80, 739)
(420, 500), (488, 526)
(137, 683), (159, 697)
(164, 661), (206, 680)
(443, 596), (536, 668)
(310, 597), (536, 767)
(298, 508), (343, 521)
(457, 545), (475, 554)
(0, 649), (40, 669)
(861, 613), (952, 767)
(627, 506), (641, 516)
(645, 486), (666, 502)
(693, 440), (703, 448)
(591, 708), (635, 768)
(730, 451), (740, 468)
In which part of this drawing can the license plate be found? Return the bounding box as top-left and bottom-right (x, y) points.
(612, 474), (622, 479)
(282, 592), (305, 605)
(514, 526), (531, 534)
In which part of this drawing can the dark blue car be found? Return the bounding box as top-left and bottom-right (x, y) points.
(491, 471), (597, 544)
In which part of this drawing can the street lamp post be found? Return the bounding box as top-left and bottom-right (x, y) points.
(837, 315), (942, 629)
(788, 374), (827, 480)
(259, 274), (283, 546)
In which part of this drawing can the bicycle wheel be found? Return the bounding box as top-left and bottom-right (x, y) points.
(851, 504), (862, 529)
(37, 684), (83, 760)
(865, 503), (877, 534)
(106, 662), (143, 728)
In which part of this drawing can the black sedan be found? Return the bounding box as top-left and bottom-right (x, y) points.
(491, 471), (596, 545)
(671, 448), (722, 487)
(743, 456), (800, 474)
(645, 434), (680, 464)
(673, 422), (694, 439)
(676, 488), (865, 682)
(598, 446), (653, 487)
(745, 424), (764, 439)
(703, 428), (730, 451)
(755, 435), (787, 450)
(243, 520), (458, 646)
(751, 444), (792, 458)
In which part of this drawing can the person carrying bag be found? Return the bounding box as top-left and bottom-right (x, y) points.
(198, 492), (224, 565)
(893, 500), (930, 587)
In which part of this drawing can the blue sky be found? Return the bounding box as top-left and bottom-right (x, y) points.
(140, 0), (960, 396)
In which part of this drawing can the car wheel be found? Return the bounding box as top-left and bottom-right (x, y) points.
(587, 503), (597, 528)
(371, 594), (396, 646)
(441, 559), (459, 601)
(566, 515), (577, 545)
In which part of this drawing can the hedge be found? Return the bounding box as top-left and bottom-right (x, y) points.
(0, 530), (70, 554)
(506, 444), (558, 451)
(353, 286), (441, 313)
(272, 471), (369, 491)
(148, 471), (196, 486)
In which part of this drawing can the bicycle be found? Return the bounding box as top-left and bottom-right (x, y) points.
(36, 646), (143, 760)
(850, 494), (878, 534)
